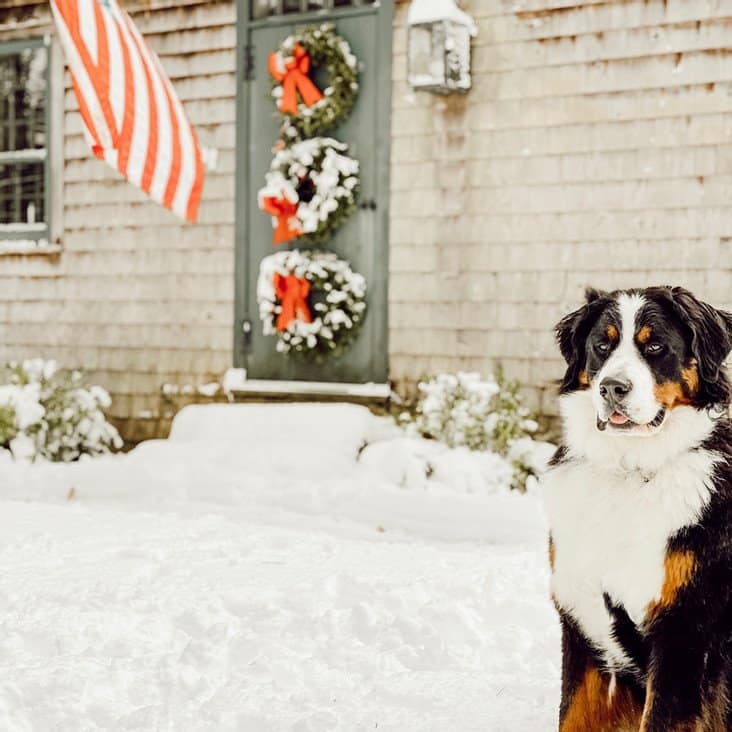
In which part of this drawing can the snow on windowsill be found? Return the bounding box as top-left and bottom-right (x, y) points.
(221, 369), (391, 400)
(0, 240), (62, 257)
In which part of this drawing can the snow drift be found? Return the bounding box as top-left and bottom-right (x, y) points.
(0, 403), (560, 730)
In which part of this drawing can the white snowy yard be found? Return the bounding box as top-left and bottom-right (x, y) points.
(0, 404), (559, 731)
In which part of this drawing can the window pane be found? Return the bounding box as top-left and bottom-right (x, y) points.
(250, 0), (376, 16)
(0, 161), (44, 225)
(251, 0), (277, 18)
(0, 46), (47, 153)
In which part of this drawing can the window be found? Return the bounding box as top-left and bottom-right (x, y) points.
(0, 39), (49, 246)
(251, 0), (377, 19)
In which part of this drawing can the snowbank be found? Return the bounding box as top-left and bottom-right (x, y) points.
(0, 403), (552, 544)
(0, 403), (560, 730)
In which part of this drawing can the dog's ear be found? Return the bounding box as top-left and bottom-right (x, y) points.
(668, 287), (732, 405)
(584, 287), (608, 305)
(669, 287), (732, 382)
(555, 289), (609, 393)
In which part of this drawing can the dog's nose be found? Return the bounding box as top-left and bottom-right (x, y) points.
(599, 376), (632, 401)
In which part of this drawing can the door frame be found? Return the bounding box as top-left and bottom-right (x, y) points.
(233, 0), (393, 382)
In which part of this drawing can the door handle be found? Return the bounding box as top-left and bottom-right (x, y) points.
(358, 199), (377, 211)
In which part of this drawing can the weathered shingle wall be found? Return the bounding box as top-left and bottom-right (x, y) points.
(1, 0), (730, 436)
(0, 0), (236, 439)
(389, 0), (732, 414)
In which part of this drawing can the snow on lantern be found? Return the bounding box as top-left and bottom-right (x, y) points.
(407, 0), (477, 94)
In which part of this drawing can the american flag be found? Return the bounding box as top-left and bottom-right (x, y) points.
(50, 0), (205, 223)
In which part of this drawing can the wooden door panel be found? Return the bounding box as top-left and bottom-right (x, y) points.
(236, 3), (391, 384)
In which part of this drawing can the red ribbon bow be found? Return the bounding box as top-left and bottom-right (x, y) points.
(268, 43), (324, 116)
(260, 193), (302, 245)
(274, 272), (312, 332)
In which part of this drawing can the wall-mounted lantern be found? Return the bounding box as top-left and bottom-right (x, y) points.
(407, 0), (477, 94)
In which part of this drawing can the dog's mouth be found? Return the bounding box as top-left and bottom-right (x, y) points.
(596, 408), (666, 432)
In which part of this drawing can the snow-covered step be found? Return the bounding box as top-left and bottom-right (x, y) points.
(169, 402), (398, 456)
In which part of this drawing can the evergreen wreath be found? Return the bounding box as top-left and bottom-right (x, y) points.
(268, 23), (359, 139)
(257, 249), (367, 358)
(257, 137), (360, 245)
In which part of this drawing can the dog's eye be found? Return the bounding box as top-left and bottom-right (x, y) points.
(595, 341), (610, 354)
(646, 342), (664, 354)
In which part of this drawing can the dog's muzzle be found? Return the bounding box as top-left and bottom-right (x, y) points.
(599, 376), (632, 411)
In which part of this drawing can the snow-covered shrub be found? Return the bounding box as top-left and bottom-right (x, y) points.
(0, 359), (123, 462)
(404, 370), (543, 491)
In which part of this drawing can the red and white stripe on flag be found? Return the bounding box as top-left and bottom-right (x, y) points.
(51, 0), (204, 223)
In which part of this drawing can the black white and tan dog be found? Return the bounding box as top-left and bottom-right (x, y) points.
(542, 286), (732, 731)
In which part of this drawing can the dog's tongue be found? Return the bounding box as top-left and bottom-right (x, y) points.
(609, 411), (630, 425)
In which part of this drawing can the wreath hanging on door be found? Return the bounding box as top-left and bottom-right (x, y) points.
(257, 137), (360, 245)
(268, 23), (360, 138)
(257, 248), (367, 357)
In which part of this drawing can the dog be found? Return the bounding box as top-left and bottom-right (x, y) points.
(542, 286), (732, 731)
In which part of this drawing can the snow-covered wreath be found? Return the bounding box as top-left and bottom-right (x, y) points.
(257, 137), (359, 245)
(268, 23), (359, 139)
(257, 249), (367, 357)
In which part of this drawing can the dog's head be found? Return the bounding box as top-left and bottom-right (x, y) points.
(556, 286), (732, 435)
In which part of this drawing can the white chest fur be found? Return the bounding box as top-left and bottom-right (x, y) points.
(542, 395), (720, 670)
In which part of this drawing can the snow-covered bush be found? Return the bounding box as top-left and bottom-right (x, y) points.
(403, 370), (543, 491)
(0, 359), (122, 462)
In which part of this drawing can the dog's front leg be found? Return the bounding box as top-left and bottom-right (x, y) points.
(639, 629), (707, 731)
(638, 545), (723, 732)
(558, 613), (643, 731)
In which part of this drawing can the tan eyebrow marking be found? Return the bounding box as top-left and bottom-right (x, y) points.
(605, 324), (618, 341)
(636, 325), (652, 344)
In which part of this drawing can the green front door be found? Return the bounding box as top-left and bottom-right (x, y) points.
(235, 0), (392, 384)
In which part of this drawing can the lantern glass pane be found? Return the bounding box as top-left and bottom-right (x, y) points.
(445, 24), (471, 90)
(408, 23), (445, 88)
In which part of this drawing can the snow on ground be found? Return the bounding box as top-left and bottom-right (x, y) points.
(0, 404), (560, 731)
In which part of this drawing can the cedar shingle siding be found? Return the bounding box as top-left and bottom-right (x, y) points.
(0, 0), (730, 437)
(389, 0), (732, 415)
(0, 1), (235, 440)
